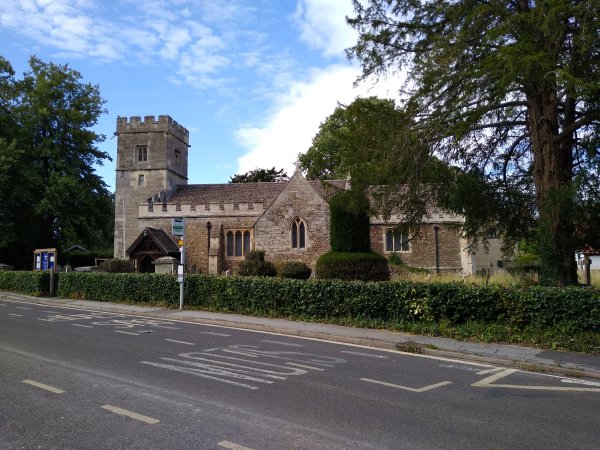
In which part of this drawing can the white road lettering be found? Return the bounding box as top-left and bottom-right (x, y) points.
(165, 339), (195, 345)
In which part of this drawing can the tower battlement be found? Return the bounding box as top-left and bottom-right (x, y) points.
(117, 115), (189, 144)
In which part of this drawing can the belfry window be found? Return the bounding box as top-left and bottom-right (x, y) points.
(137, 145), (148, 162)
(291, 218), (306, 249)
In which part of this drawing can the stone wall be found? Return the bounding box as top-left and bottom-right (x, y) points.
(371, 223), (462, 271)
(254, 173), (330, 270)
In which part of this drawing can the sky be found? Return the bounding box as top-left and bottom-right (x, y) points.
(0, 0), (402, 192)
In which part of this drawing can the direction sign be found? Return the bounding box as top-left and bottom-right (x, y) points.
(172, 217), (184, 237)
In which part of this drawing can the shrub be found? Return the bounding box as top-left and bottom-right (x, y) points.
(0, 270), (54, 296)
(60, 248), (113, 268)
(280, 261), (311, 279)
(238, 250), (277, 277)
(329, 190), (371, 252)
(98, 259), (135, 273)
(315, 251), (390, 281)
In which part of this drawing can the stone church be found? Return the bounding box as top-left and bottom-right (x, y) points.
(114, 115), (501, 275)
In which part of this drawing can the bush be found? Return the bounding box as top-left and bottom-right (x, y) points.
(238, 250), (277, 277)
(60, 248), (113, 268)
(315, 251), (390, 281)
(329, 190), (371, 252)
(280, 261), (311, 279)
(0, 270), (54, 296)
(98, 259), (135, 273)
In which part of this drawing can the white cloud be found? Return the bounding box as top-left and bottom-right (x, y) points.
(293, 0), (356, 58)
(235, 64), (403, 176)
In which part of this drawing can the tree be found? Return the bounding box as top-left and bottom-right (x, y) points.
(0, 56), (113, 268)
(229, 167), (289, 183)
(347, 1), (600, 285)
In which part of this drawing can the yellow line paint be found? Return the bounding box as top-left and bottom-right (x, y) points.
(101, 405), (159, 424)
(218, 441), (254, 450)
(361, 378), (452, 392)
(472, 369), (600, 392)
(22, 379), (64, 394)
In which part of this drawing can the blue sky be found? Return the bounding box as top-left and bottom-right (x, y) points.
(0, 0), (401, 192)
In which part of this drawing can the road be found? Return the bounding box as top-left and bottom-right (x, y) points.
(1, 297), (599, 449)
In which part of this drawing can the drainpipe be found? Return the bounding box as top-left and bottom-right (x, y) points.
(434, 224), (440, 275)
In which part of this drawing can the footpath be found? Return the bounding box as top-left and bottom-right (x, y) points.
(2, 291), (600, 380)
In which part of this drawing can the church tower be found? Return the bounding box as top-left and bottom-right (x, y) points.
(113, 115), (189, 259)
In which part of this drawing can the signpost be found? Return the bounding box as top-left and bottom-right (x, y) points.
(173, 218), (185, 310)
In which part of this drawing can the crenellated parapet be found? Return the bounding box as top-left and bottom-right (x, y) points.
(116, 115), (189, 145)
(138, 200), (266, 219)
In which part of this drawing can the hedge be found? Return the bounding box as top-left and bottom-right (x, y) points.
(315, 251), (390, 281)
(0, 271), (55, 296)
(51, 273), (600, 332)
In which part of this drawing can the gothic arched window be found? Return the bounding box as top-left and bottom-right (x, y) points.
(291, 218), (307, 249)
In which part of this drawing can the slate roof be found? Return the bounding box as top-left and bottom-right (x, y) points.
(169, 179), (346, 205)
(126, 227), (180, 256)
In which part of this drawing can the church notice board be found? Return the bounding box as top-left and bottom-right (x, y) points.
(33, 248), (57, 271)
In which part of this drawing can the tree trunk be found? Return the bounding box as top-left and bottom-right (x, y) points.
(527, 89), (578, 286)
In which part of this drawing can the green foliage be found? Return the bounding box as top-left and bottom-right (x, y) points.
(57, 272), (179, 305)
(0, 55), (112, 269)
(61, 248), (113, 268)
(329, 189), (371, 252)
(51, 273), (600, 336)
(0, 270), (53, 296)
(97, 259), (135, 273)
(237, 250), (277, 277)
(229, 167), (288, 183)
(279, 261), (311, 280)
(315, 252), (389, 282)
(347, 1), (600, 285)
(387, 252), (403, 266)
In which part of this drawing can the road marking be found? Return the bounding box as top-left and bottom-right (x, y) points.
(218, 441), (254, 450)
(15, 306), (32, 310)
(8, 313), (23, 317)
(72, 323), (94, 328)
(262, 339), (303, 347)
(165, 339), (195, 345)
(115, 330), (139, 336)
(101, 405), (159, 424)
(561, 379), (600, 387)
(286, 362), (325, 371)
(361, 378), (453, 392)
(22, 379), (64, 394)
(472, 368), (600, 392)
(476, 367), (504, 375)
(221, 349), (260, 358)
(341, 350), (388, 359)
(199, 331), (232, 337)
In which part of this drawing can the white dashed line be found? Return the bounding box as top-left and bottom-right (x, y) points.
(115, 330), (140, 336)
(101, 405), (159, 424)
(341, 350), (388, 359)
(218, 440), (254, 450)
(261, 340), (303, 347)
(72, 324), (94, 328)
(22, 379), (64, 394)
(198, 331), (232, 337)
(8, 313), (23, 317)
(165, 339), (195, 345)
(15, 306), (32, 310)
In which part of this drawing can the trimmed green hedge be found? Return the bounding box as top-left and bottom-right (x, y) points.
(0, 271), (54, 296)
(316, 251), (390, 281)
(52, 273), (600, 332)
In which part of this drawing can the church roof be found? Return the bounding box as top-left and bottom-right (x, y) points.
(169, 179), (346, 205)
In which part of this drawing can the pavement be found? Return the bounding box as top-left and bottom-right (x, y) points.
(2, 291), (599, 380)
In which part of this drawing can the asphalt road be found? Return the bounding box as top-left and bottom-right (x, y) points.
(1, 298), (600, 449)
